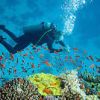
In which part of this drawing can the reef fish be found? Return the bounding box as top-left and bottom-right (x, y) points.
(31, 63), (35, 68)
(73, 48), (78, 51)
(44, 60), (52, 67)
(96, 57), (100, 62)
(21, 67), (27, 73)
(89, 64), (95, 69)
(13, 67), (17, 74)
(89, 56), (94, 61)
(86, 56), (94, 61)
(0, 56), (3, 60)
(30, 56), (34, 60)
(23, 53), (28, 57)
(10, 53), (14, 60)
(0, 63), (5, 68)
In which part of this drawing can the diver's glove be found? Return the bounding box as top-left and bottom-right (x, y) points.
(0, 25), (5, 30)
(63, 45), (70, 53)
(57, 49), (63, 52)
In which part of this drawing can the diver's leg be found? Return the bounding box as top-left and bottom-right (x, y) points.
(13, 41), (31, 53)
(2, 28), (29, 43)
(0, 25), (19, 43)
(3, 28), (19, 42)
(1, 41), (16, 54)
(1, 40), (31, 54)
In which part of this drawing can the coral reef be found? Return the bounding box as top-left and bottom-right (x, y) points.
(59, 70), (99, 100)
(0, 78), (41, 100)
(80, 73), (100, 98)
(81, 73), (100, 83)
(59, 70), (86, 100)
(86, 95), (99, 100)
(0, 71), (99, 100)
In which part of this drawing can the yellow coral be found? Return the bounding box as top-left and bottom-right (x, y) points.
(27, 73), (61, 96)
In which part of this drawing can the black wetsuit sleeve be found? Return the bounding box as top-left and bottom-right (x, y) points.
(59, 40), (66, 47)
(47, 43), (63, 53)
(47, 37), (63, 53)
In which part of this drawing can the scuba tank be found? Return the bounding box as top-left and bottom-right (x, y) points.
(23, 22), (51, 35)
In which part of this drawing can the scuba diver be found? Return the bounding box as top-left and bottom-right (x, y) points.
(0, 22), (67, 54)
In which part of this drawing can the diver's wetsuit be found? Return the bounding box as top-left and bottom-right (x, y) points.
(0, 22), (65, 54)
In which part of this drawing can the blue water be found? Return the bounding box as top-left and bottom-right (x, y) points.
(0, 0), (100, 86)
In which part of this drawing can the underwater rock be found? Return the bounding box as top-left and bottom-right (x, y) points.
(0, 78), (41, 100)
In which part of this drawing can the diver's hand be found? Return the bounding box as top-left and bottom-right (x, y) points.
(50, 49), (63, 53)
(63, 45), (70, 52)
(0, 25), (5, 30)
(58, 49), (63, 52)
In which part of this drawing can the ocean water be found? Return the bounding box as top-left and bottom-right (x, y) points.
(0, 0), (100, 96)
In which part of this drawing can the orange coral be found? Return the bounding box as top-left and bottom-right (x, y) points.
(43, 88), (53, 94)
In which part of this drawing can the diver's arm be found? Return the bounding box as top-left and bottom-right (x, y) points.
(58, 40), (70, 52)
(47, 41), (62, 53)
(58, 40), (66, 47)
